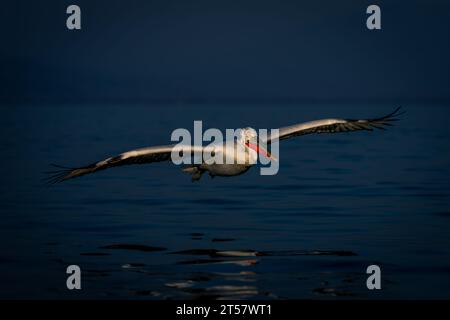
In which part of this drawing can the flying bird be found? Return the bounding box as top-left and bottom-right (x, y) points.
(46, 107), (403, 184)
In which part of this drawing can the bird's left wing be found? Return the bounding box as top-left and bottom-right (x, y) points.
(266, 107), (403, 143)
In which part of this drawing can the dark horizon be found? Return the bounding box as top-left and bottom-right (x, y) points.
(4, 97), (450, 107)
(2, 0), (450, 104)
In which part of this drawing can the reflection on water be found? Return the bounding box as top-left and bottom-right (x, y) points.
(1, 104), (450, 299)
(76, 236), (366, 299)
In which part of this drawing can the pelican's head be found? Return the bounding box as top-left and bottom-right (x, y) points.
(238, 127), (275, 161)
(238, 127), (257, 145)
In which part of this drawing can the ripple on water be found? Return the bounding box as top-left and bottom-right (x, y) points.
(99, 244), (167, 252)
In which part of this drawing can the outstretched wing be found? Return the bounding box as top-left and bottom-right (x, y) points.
(45, 144), (202, 184)
(266, 107), (403, 143)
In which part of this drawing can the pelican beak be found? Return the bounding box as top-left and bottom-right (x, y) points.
(245, 140), (277, 161)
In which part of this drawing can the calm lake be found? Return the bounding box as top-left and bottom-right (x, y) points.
(0, 103), (449, 299)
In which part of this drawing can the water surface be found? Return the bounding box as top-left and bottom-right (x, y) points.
(0, 104), (449, 299)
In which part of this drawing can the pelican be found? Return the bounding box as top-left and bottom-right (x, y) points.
(46, 107), (402, 184)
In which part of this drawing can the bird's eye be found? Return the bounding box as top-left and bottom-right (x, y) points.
(211, 151), (215, 157)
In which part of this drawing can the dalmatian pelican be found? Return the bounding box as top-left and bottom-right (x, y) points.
(46, 107), (402, 183)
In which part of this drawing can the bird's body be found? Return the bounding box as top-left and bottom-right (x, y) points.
(191, 140), (256, 179)
(46, 108), (403, 184)
(184, 163), (252, 180)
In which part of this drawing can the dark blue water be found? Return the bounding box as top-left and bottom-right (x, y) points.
(1, 104), (449, 299)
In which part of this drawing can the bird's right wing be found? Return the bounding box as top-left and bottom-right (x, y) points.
(45, 144), (203, 184)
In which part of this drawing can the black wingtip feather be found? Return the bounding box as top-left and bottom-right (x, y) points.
(386, 106), (405, 119)
(43, 165), (74, 186)
(50, 163), (75, 169)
